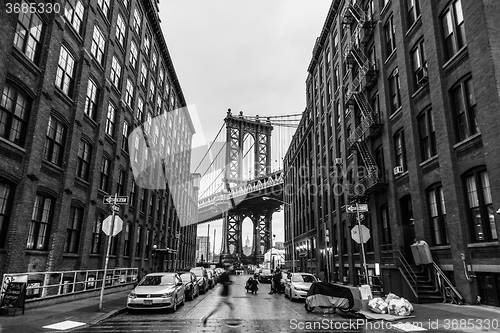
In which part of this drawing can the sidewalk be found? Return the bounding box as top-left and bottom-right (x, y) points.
(0, 289), (130, 333)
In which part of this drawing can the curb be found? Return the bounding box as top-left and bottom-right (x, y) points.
(89, 308), (128, 326)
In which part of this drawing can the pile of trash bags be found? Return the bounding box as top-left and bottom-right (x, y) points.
(368, 293), (413, 316)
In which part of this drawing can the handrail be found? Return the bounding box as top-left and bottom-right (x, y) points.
(430, 262), (464, 304)
(380, 248), (418, 300)
(394, 250), (419, 299)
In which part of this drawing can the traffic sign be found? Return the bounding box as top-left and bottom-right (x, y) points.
(103, 195), (129, 205)
(346, 203), (369, 213)
(102, 215), (123, 236)
(111, 205), (120, 213)
(351, 224), (371, 244)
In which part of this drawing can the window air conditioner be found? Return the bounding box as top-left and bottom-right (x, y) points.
(334, 158), (343, 165)
(416, 66), (429, 85)
(393, 166), (404, 175)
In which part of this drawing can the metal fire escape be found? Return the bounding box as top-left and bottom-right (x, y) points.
(342, 1), (384, 196)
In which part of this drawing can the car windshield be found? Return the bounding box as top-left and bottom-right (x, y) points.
(292, 274), (317, 283)
(138, 275), (175, 286)
(179, 273), (192, 281)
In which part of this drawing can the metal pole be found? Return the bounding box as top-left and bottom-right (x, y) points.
(357, 202), (369, 285)
(207, 224), (210, 263)
(213, 229), (216, 263)
(99, 193), (116, 311)
(291, 203), (296, 273)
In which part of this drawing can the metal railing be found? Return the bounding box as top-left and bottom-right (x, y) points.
(430, 262), (464, 304)
(380, 246), (418, 300)
(2, 268), (137, 302)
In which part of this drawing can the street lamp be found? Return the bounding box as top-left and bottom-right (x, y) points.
(262, 196), (295, 273)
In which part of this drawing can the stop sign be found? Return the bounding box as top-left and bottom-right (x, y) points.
(102, 215), (123, 236)
(351, 224), (370, 244)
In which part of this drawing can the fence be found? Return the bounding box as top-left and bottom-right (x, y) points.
(1, 268), (138, 302)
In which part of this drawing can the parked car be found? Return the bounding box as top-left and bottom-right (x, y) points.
(179, 272), (199, 300)
(284, 273), (318, 301)
(258, 269), (273, 283)
(207, 270), (215, 289)
(127, 273), (185, 312)
(190, 267), (209, 294)
(211, 268), (219, 284)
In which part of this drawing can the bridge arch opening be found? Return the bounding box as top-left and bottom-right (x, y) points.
(241, 216), (254, 257)
(242, 133), (255, 181)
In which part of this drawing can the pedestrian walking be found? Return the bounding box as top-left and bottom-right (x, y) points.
(202, 264), (236, 326)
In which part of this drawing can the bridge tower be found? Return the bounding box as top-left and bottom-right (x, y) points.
(221, 110), (275, 263)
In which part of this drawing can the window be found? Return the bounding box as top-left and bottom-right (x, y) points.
(464, 169), (498, 242)
(13, 1), (43, 63)
(99, 157), (111, 192)
(55, 46), (76, 96)
(105, 102), (116, 137)
(151, 50), (158, 74)
(125, 79), (134, 108)
(43, 116), (66, 166)
(384, 16), (396, 57)
(65, 206), (83, 253)
(156, 95), (162, 115)
(380, 205), (391, 244)
(129, 41), (138, 69)
(123, 224), (130, 256)
(136, 97), (144, 122)
(427, 184), (448, 245)
(110, 56), (122, 89)
(84, 79), (99, 119)
(411, 40), (427, 89)
(140, 62), (148, 87)
(0, 83), (31, 147)
(27, 194), (54, 250)
(64, 0), (84, 34)
(0, 182), (14, 248)
(91, 213), (102, 254)
(149, 80), (155, 103)
(91, 25), (105, 65)
(115, 14), (126, 47)
(442, 0), (466, 61)
(394, 130), (407, 171)
(133, 8), (142, 35)
(418, 109), (436, 161)
(76, 140), (92, 180)
(121, 0), (128, 9)
(130, 179), (137, 207)
(159, 67), (165, 88)
(143, 32), (151, 55)
(452, 77), (477, 142)
(117, 169), (125, 195)
(388, 68), (401, 113)
(97, 0), (110, 18)
(122, 121), (129, 152)
(135, 226), (142, 257)
(407, 0), (420, 27)
(145, 229), (150, 257)
(140, 189), (146, 212)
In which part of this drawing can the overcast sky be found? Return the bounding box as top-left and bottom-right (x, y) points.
(159, 0), (332, 253)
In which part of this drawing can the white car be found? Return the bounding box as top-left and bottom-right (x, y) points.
(127, 273), (185, 312)
(284, 273), (318, 301)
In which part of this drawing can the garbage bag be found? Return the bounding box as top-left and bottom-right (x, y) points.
(387, 297), (413, 316)
(385, 293), (400, 302)
(368, 297), (388, 314)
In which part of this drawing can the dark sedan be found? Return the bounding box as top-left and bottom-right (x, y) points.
(179, 272), (199, 300)
(258, 269), (273, 283)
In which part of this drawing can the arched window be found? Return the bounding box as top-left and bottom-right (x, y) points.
(0, 181), (15, 248)
(0, 83), (31, 147)
(426, 183), (448, 245)
(27, 194), (55, 250)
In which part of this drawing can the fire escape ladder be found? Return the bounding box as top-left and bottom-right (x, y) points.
(355, 140), (378, 175)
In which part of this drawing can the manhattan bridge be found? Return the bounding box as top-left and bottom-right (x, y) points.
(194, 109), (301, 264)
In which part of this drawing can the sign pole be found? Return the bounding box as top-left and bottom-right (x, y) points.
(357, 202), (370, 286)
(99, 193), (117, 310)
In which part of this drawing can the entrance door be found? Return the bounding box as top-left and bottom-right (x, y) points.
(400, 195), (415, 263)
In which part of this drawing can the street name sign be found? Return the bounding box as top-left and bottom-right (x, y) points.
(351, 225), (371, 244)
(111, 205), (120, 213)
(346, 204), (369, 213)
(102, 215), (123, 236)
(103, 195), (129, 205)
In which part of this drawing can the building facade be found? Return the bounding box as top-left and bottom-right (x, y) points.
(0, 0), (198, 280)
(195, 236), (210, 262)
(284, 0), (500, 306)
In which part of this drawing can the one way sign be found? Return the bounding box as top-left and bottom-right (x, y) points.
(103, 195), (129, 204)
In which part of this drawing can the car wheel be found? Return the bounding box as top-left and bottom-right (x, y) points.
(305, 304), (315, 312)
(172, 297), (177, 312)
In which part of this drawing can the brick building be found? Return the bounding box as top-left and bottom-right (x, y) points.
(0, 0), (198, 281)
(284, 0), (500, 306)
